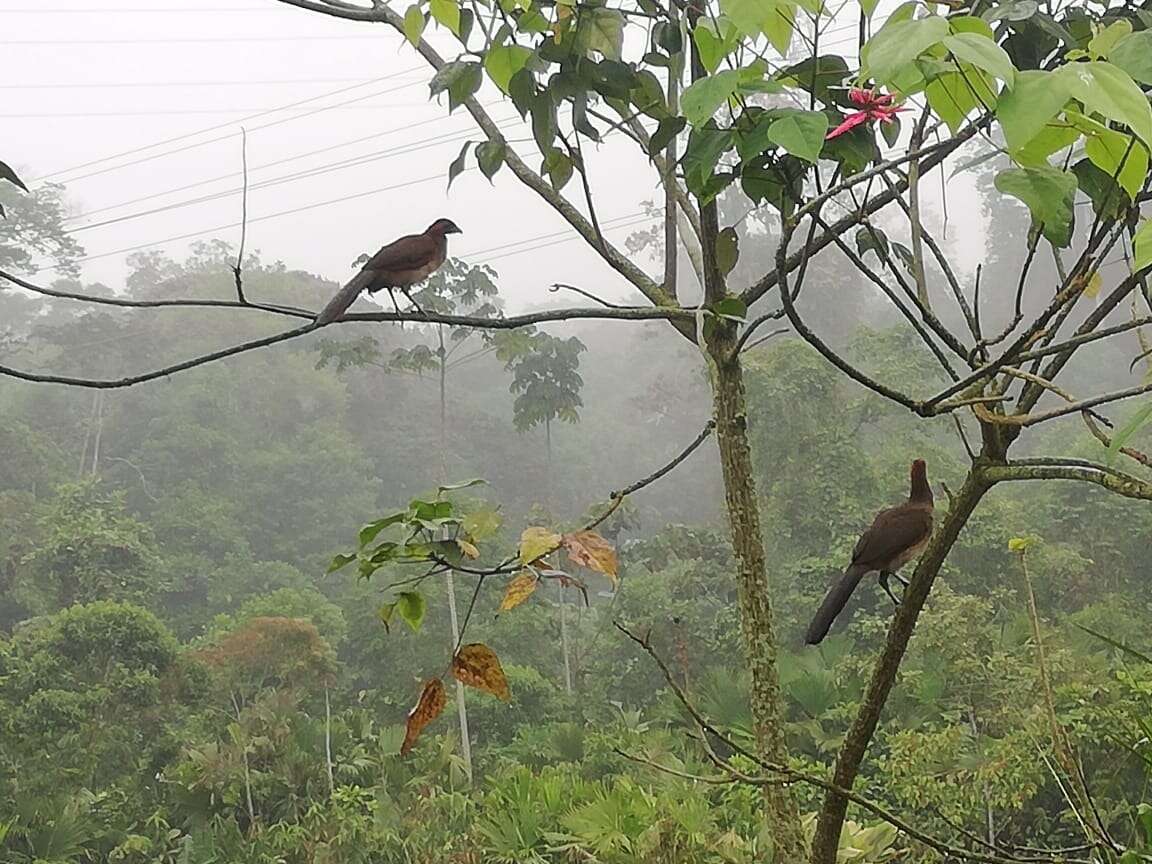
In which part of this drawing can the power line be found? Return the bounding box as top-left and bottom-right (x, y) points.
(4, 35), (389, 44)
(0, 78), (377, 89)
(5, 104), (432, 118)
(66, 119), (517, 234)
(30, 69), (423, 183)
(65, 110), (502, 222)
(0, 6), (273, 10)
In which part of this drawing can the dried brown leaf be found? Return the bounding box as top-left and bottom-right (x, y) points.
(451, 642), (511, 701)
(562, 530), (619, 587)
(400, 678), (447, 756)
(500, 570), (539, 611)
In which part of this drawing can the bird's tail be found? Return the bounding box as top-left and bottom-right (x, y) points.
(315, 272), (370, 326)
(805, 564), (868, 645)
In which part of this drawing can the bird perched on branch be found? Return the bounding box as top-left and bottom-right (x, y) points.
(314, 218), (462, 326)
(805, 459), (934, 645)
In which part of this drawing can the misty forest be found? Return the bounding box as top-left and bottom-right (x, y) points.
(5, 0), (1152, 862)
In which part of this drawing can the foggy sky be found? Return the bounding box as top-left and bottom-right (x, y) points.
(6, 0), (983, 313)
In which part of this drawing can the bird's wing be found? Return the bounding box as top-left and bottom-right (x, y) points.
(850, 506), (933, 570)
(362, 234), (439, 274)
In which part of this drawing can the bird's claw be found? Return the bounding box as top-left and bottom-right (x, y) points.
(878, 571), (905, 606)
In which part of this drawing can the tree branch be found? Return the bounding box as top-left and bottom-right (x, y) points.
(982, 461), (1152, 500)
(0, 305), (693, 388)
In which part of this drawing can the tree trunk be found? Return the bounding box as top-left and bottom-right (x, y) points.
(709, 345), (806, 861)
(437, 341), (473, 781)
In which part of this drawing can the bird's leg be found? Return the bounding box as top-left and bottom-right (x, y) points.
(399, 287), (430, 320)
(878, 571), (903, 606)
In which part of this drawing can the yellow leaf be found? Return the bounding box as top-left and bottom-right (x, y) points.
(400, 678), (446, 756)
(1007, 537), (1031, 552)
(519, 526), (561, 565)
(1084, 271), (1102, 299)
(500, 571), (539, 611)
(562, 530), (619, 587)
(451, 643), (511, 700)
(457, 538), (480, 559)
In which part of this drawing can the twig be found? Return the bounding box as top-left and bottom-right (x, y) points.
(232, 126), (249, 304)
(550, 282), (623, 309)
(739, 328), (790, 354)
(730, 310), (785, 357)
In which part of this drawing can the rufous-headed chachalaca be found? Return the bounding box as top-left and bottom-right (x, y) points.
(804, 458), (934, 645)
(315, 218), (462, 326)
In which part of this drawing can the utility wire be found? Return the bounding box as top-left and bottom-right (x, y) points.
(30, 69), (423, 183)
(66, 120), (517, 234)
(65, 109), (505, 223)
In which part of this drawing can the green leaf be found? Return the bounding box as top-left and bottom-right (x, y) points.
(484, 45), (532, 94)
(429, 60), (482, 112)
(855, 225), (889, 261)
(1134, 219), (1152, 273)
(403, 5), (426, 46)
(713, 294), (746, 320)
(447, 140), (473, 190)
(681, 70), (742, 126)
(630, 70), (669, 119)
(652, 20), (683, 55)
(530, 93), (558, 155)
(862, 16), (950, 85)
(947, 15), (995, 38)
(776, 55), (850, 104)
(328, 553), (356, 573)
(576, 7), (624, 60)
(429, 0), (460, 35)
(476, 141), (506, 181)
(543, 149), (573, 191)
(722, 0), (767, 38)
(996, 69), (1073, 151)
(1088, 19), (1132, 59)
(1075, 117), (1147, 199)
(1007, 536), (1032, 552)
(396, 592), (427, 633)
(359, 512), (408, 547)
(1071, 159), (1130, 221)
(692, 25), (725, 74)
(1058, 61), (1152, 151)
(762, 0), (796, 56)
(993, 165), (1077, 247)
(508, 67), (535, 118)
(981, 0), (1037, 22)
(941, 32), (1015, 85)
(682, 125), (734, 194)
(1010, 121), (1078, 167)
(0, 160), (27, 192)
(1110, 31), (1152, 85)
(520, 526), (562, 565)
(1105, 401), (1152, 465)
(716, 228), (740, 277)
(648, 116), (686, 158)
(926, 69), (995, 135)
(767, 110), (828, 163)
(463, 507), (503, 540)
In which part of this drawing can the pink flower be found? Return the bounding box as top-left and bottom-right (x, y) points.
(827, 88), (908, 140)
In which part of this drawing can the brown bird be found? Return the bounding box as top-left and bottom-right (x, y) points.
(314, 218), (462, 326)
(804, 459), (934, 645)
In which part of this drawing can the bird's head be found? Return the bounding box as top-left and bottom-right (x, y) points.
(427, 218), (463, 236)
(909, 458), (932, 503)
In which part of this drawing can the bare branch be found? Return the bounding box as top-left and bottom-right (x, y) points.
(233, 126), (249, 304)
(983, 461), (1152, 501)
(0, 305), (693, 389)
(1, 269), (314, 319)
